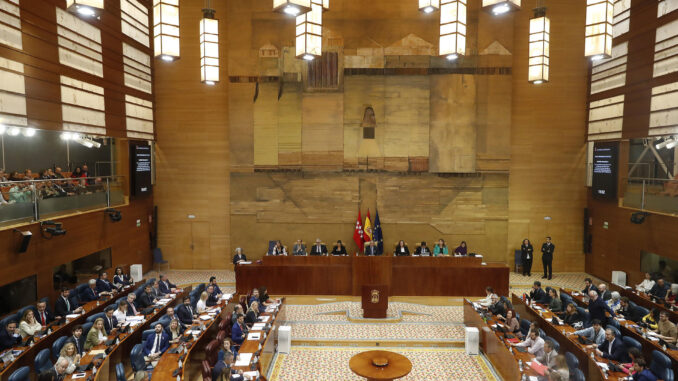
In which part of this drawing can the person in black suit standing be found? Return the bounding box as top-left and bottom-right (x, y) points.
(541, 236), (555, 280)
(54, 288), (82, 318)
(310, 239), (327, 256)
(520, 239), (533, 276)
(232, 248), (247, 266)
(103, 306), (118, 334)
(66, 325), (86, 356)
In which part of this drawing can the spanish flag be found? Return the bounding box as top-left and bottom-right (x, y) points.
(363, 209), (373, 243)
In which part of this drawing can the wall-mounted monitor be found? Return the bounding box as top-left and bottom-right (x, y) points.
(592, 141), (619, 200)
(130, 143), (152, 196)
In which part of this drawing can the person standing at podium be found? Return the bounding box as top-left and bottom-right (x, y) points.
(364, 241), (379, 256)
(394, 240), (409, 256)
(310, 239), (327, 256)
(331, 240), (347, 256)
(232, 248), (247, 265)
(414, 241), (431, 256)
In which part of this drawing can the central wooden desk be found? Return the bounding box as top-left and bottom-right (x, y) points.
(236, 256), (509, 296)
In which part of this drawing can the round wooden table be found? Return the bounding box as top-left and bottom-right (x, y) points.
(349, 350), (412, 381)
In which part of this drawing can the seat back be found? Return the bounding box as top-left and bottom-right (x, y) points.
(115, 362), (126, 381)
(0, 315), (16, 330)
(86, 312), (105, 323)
(519, 318), (531, 336)
(622, 336), (642, 351)
(572, 368), (585, 381)
(34, 348), (53, 374)
(52, 336), (68, 360)
(544, 336), (559, 352)
(15, 305), (37, 323)
(7, 366), (30, 381)
(130, 344), (145, 372)
(142, 328), (155, 342)
(216, 330), (226, 343)
(81, 322), (94, 336)
(202, 360), (212, 380)
(565, 351), (579, 371)
(76, 283), (89, 299)
(635, 306), (649, 319)
(205, 339), (220, 367)
(605, 324), (621, 338)
(499, 296), (513, 310)
(650, 350), (673, 381)
(538, 328), (546, 339)
(576, 307), (590, 327)
(153, 247), (165, 263)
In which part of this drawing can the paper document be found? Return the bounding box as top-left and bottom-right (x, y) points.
(221, 294), (232, 300)
(188, 330), (202, 335)
(243, 371), (260, 381)
(235, 353), (253, 367)
(89, 349), (106, 356)
(596, 362), (609, 370)
(71, 373), (87, 379)
(252, 323), (266, 330)
(247, 332), (261, 341)
(199, 315), (212, 321)
(158, 298), (172, 304)
(258, 316), (270, 322)
(240, 261), (252, 265)
(66, 314), (80, 319)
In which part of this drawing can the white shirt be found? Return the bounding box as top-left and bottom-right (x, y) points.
(636, 279), (655, 293)
(479, 293), (497, 308)
(113, 310), (127, 323)
(196, 300), (207, 313)
(516, 336), (545, 357)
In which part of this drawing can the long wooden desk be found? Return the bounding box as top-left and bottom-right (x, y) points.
(232, 299), (286, 377)
(236, 256), (509, 296)
(561, 288), (678, 371)
(0, 281), (142, 381)
(511, 294), (626, 381)
(151, 295), (236, 380)
(607, 283), (678, 321)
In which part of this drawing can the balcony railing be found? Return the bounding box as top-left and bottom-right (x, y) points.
(0, 176), (125, 226)
(622, 177), (678, 215)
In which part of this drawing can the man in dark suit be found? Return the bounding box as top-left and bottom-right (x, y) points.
(414, 241), (431, 256)
(595, 328), (628, 362)
(80, 279), (100, 302)
(529, 281), (550, 304)
(649, 278), (669, 300)
(587, 290), (615, 323)
(66, 325), (86, 356)
(54, 288), (83, 317)
(176, 297), (198, 325)
(541, 236), (555, 280)
(36, 301), (58, 326)
(96, 272), (114, 296)
(143, 323), (170, 365)
(151, 281), (166, 300)
(310, 239), (327, 256)
(126, 294), (140, 316)
(212, 352), (243, 381)
(618, 297), (641, 322)
(582, 278), (598, 295)
(364, 241), (379, 256)
(38, 358), (69, 381)
(137, 285), (156, 309)
(158, 275), (176, 294)
(232, 248), (248, 265)
(597, 283), (612, 301)
(231, 314), (247, 345)
(205, 285), (219, 307)
(0, 320), (21, 351)
(103, 306), (118, 334)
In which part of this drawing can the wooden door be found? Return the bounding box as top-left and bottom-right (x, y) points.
(190, 221), (211, 269)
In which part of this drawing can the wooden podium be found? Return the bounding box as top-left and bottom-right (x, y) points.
(362, 284), (388, 318)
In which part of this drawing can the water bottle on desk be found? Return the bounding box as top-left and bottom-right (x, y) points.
(518, 359), (523, 371)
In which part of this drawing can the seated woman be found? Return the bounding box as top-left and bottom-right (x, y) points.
(635, 272), (655, 293)
(165, 319), (184, 343)
(621, 347), (642, 375)
(57, 342), (81, 374)
(498, 309), (520, 336)
(269, 240), (287, 256)
(113, 266), (132, 289)
(85, 318), (106, 350)
(548, 288), (562, 312)
(433, 239), (449, 256)
(608, 291), (622, 312)
(245, 301), (259, 326)
(548, 355), (569, 381)
(558, 303), (582, 327)
(454, 241), (468, 256)
(330, 240), (347, 256)
(641, 308), (659, 330)
(665, 283), (678, 307)
(393, 240), (409, 256)
(196, 291), (209, 314)
(19, 309), (42, 339)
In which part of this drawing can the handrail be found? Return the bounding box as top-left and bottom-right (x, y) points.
(0, 175), (122, 186)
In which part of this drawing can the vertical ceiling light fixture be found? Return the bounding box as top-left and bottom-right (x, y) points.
(296, 0), (323, 61)
(585, 0), (614, 61)
(419, 0), (440, 14)
(321, 0), (329, 12)
(200, 2), (219, 85)
(153, 0), (180, 61)
(65, 0), (104, 17)
(273, 0), (311, 16)
(482, 0), (520, 15)
(528, 6), (549, 84)
(439, 0), (466, 61)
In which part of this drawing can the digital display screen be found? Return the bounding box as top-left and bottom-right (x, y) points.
(131, 144), (152, 195)
(592, 141), (618, 199)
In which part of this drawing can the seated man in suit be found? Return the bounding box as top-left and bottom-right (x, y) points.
(232, 248), (248, 265)
(35, 301), (58, 326)
(0, 320), (21, 351)
(126, 294), (140, 316)
(617, 297), (641, 323)
(594, 328), (628, 362)
(96, 272), (114, 296)
(209, 276), (223, 296)
(205, 285), (219, 307)
(176, 297), (199, 325)
(231, 314), (247, 345)
(66, 325), (86, 356)
(80, 279), (100, 302)
(567, 319), (606, 346)
(655, 310), (678, 344)
(38, 357), (69, 381)
(151, 281), (166, 300)
(364, 241), (379, 256)
(158, 274), (177, 294)
(143, 323), (170, 367)
(529, 281), (550, 304)
(212, 352), (243, 381)
(649, 278), (669, 300)
(292, 239), (306, 256)
(310, 239), (327, 256)
(597, 283), (612, 301)
(137, 285), (156, 309)
(414, 241), (431, 256)
(536, 340), (558, 369)
(582, 277), (598, 296)
(103, 306), (118, 334)
(54, 287), (83, 318)
(231, 305), (244, 326)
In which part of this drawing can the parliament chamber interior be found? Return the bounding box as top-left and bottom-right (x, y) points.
(1, 0), (678, 380)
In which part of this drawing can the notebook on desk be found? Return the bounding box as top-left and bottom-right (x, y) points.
(514, 346), (527, 352)
(529, 361), (548, 376)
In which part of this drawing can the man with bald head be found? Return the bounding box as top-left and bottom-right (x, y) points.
(38, 357), (69, 380)
(588, 290), (615, 324)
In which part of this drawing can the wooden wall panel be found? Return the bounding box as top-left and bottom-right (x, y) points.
(301, 93), (344, 170)
(153, 0), (230, 270)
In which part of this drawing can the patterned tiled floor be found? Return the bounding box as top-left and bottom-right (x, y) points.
(270, 347), (498, 381)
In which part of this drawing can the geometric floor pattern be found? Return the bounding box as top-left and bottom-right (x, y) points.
(270, 346), (498, 381)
